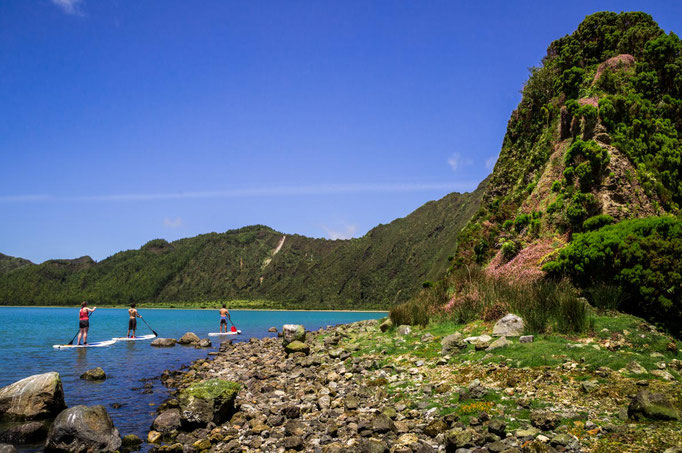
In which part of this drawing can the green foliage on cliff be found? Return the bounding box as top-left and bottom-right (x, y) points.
(0, 253), (33, 274)
(0, 183), (485, 309)
(543, 216), (682, 335)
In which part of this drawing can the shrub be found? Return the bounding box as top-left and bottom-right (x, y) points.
(389, 300), (429, 327)
(584, 284), (623, 311)
(543, 216), (682, 335)
(583, 214), (615, 231)
(501, 240), (519, 261)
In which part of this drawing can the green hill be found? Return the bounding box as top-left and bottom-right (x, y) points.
(0, 180), (485, 308)
(0, 253), (33, 274)
(396, 11), (682, 334)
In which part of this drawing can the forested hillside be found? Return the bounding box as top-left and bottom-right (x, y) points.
(393, 12), (682, 335)
(0, 181), (485, 308)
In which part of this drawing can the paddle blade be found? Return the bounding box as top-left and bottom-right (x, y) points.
(230, 325), (237, 332)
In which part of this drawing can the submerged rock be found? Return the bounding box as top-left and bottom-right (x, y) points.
(45, 405), (121, 452)
(121, 433), (142, 452)
(80, 367), (106, 381)
(0, 421), (48, 444)
(151, 338), (177, 347)
(0, 372), (66, 421)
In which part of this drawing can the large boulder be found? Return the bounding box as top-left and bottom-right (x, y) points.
(151, 338), (176, 347)
(151, 409), (181, 434)
(492, 314), (524, 337)
(0, 445), (16, 453)
(45, 405), (121, 452)
(284, 341), (310, 355)
(178, 379), (240, 428)
(0, 372), (66, 421)
(628, 390), (680, 421)
(177, 332), (200, 345)
(282, 325), (306, 345)
(441, 333), (466, 355)
(80, 367), (106, 381)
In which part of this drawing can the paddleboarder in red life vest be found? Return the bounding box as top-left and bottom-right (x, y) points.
(127, 303), (142, 338)
(219, 304), (231, 333)
(77, 301), (96, 345)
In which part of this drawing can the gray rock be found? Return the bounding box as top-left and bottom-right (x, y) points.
(45, 405), (121, 452)
(284, 341), (310, 355)
(628, 390), (680, 421)
(151, 409), (181, 434)
(282, 324), (306, 345)
(486, 336), (511, 351)
(372, 413), (395, 433)
(177, 332), (200, 345)
(178, 379), (240, 427)
(80, 367), (106, 381)
(519, 335), (534, 343)
(197, 338), (211, 348)
(441, 333), (467, 355)
(150, 338), (176, 347)
(0, 445), (16, 453)
(268, 327), (277, 332)
(397, 325), (412, 336)
(492, 314), (524, 336)
(581, 379), (598, 393)
(0, 372), (66, 421)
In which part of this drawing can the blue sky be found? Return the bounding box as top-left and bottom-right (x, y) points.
(1, 1), (681, 263)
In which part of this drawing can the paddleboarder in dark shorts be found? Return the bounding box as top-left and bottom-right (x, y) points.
(127, 303), (142, 338)
(77, 301), (96, 345)
(219, 304), (231, 333)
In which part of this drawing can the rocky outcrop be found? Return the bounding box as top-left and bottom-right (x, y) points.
(151, 338), (176, 347)
(178, 379), (240, 428)
(492, 314), (524, 336)
(178, 332), (200, 345)
(80, 367), (106, 381)
(0, 444), (16, 453)
(628, 390), (680, 421)
(0, 372), (66, 421)
(45, 405), (121, 452)
(282, 325), (305, 345)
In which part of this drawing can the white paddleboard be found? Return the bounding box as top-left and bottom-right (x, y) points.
(53, 339), (117, 349)
(208, 330), (242, 336)
(112, 334), (155, 341)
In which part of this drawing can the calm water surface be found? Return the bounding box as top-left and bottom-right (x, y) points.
(0, 307), (385, 450)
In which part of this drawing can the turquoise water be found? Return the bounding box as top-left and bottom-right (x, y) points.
(0, 307), (385, 449)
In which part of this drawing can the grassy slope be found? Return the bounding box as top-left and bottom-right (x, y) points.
(328, 312), (682, 452)
(0, 180), (486, 308)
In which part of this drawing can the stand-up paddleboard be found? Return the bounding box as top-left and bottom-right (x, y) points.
(53, 339), (117, 349)
(208, 330), (242, 336)
(112, 334), (155, 341)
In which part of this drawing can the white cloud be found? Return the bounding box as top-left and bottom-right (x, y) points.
(485, 155), (498, 170)
(163, 217), (183, 228)
(322, 224), (358, 240)
(0, 182), (479, 204)
(51, 0), (85, 16)
(447, 153), (473, 172)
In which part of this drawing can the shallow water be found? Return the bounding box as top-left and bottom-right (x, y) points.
(0, 307), (385, 450)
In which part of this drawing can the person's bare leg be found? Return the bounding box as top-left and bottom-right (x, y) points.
(127, 328), (131, 338)
(77, 329), (83, 345)
(83, 327), (88, 345)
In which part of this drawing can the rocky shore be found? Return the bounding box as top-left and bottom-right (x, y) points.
(147, 317), (682, 453)
(1, 314), (680, 452)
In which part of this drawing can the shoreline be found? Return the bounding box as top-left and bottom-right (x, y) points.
(0, 305), (388, 313)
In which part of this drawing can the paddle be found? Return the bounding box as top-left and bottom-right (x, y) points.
(140, 317), (159, 337)
(68, 309), (93, 345)
(229, 316), (238, 333)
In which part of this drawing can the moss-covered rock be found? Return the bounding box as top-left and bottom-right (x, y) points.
(628, 390), (680, 421)
(178, 379), (240, 428)
(284, 340), (310, 355)
(80, 367), (106, 381)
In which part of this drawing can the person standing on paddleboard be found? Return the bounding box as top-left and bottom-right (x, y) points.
(127, 303), (142, 338)
(219, 304), (231, 333)
(77, 301), (96, 345)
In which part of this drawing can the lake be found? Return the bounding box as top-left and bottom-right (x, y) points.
(0, 307), (385, 450)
